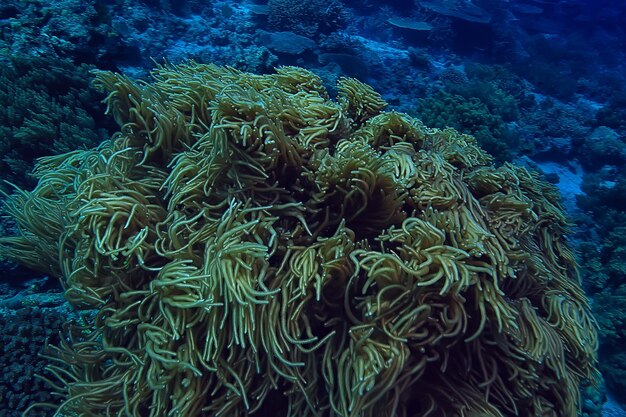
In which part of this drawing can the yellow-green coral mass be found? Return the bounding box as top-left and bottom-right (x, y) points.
(0, 62), (598, 417)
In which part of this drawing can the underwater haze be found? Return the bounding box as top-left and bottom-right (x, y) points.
(0, 0), (625, 416)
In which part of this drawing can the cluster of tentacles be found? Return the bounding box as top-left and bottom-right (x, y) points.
(1, 62), (597, 417)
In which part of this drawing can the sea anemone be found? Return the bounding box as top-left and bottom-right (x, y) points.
(1, 62), (597, 417)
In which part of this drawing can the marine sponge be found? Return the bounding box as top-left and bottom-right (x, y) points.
(1, 62), (597, 417)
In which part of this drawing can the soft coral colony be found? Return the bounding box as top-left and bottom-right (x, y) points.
(1, 62), (598, 417)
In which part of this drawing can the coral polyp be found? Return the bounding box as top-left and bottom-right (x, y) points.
(1, 63), (597, 417)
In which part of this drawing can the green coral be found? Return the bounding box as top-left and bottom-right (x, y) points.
(267, 0), (345, 37)
(418, 90), (519, 162)
(448, 64), (528, 122)
(418, 64), (533, 163)
(578, 175), (626, 400)
(0, 56), (110, 190)
(1, 63), (598, 417)
(596, 94), (626, 132)
(588, 271), (626, 398)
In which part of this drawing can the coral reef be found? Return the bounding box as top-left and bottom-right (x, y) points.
(577, 179), (626, 401)
(0, 63), (599, 416)
(0, 0), (135, 66)
(267, 0), (345, 38)
(0, 279), (81, 417)
(580, 127), (626, 168)
(417, 64), (534, 163)
(596, 91), (626, 133)
(418, 90), (517, 162)
(0, 57), (111, 190)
